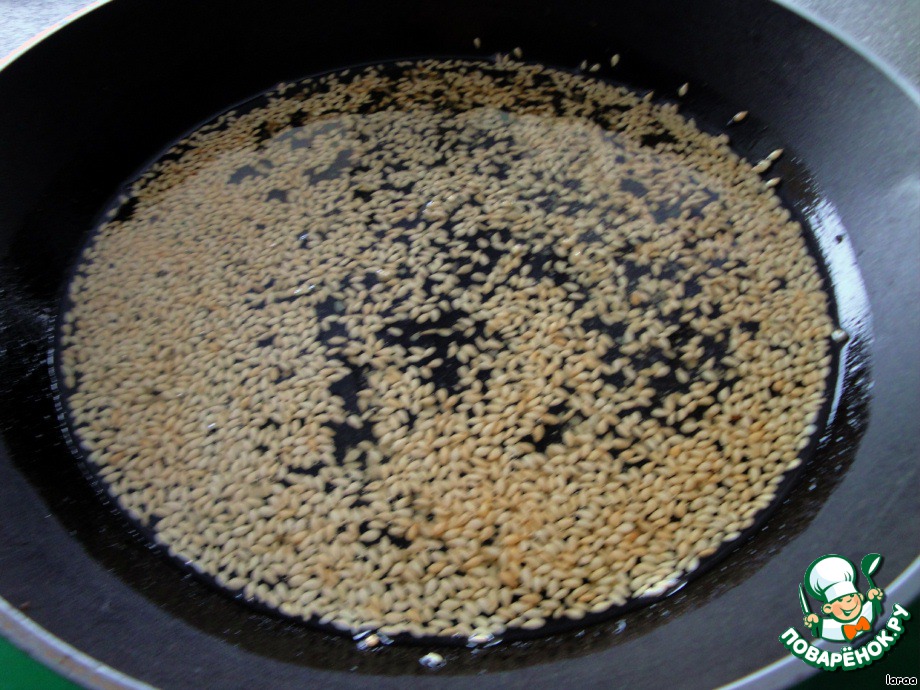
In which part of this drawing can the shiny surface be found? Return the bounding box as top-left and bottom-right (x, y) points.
(55, 58), (842, 643)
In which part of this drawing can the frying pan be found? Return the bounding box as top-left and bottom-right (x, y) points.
(0, 0), (917, 688)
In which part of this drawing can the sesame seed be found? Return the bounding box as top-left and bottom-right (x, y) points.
(420, 652), (446, 669)
(358, 633), (380, 649)
(60, 58), (833, 641)
(830, 328), (849, 343)
(767, 148), (784, 161)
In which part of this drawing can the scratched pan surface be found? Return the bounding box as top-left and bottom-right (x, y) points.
(0, 0), (917, 688)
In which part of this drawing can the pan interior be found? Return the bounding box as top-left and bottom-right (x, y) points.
(43, 56), (864, 668)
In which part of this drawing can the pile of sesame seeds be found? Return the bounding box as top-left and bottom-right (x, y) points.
(59, 58), (834, 641)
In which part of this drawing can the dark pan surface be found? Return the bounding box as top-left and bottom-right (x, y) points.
(0, 0), (917, 688)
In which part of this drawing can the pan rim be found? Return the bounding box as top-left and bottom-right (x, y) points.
(0, 0), (111, 73)
(0, 595), (152, 690)
(770, 0), (920, 107)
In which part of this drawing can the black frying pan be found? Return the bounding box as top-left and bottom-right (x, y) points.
(0, 1), (917, 688)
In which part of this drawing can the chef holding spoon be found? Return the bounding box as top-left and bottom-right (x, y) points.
(801, 554), (885, 643)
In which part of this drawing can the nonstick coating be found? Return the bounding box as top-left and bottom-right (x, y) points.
(0, 0), (917, 688)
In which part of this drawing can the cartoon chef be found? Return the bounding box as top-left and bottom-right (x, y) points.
(802, 554), (884, 642)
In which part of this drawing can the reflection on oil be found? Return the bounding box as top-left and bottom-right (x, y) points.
(0, 60), (872, 676)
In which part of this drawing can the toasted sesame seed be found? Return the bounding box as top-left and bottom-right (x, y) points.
(60, 58), (833, 642)
(420, 652), (446, 669)
(767, 148), (784, 161)
(358, 633), (381, 649)
(830, 328), (849, 343)
(468, 630), (495, 645)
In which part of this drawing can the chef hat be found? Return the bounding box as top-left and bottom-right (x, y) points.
(804, 555), (859, 603)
